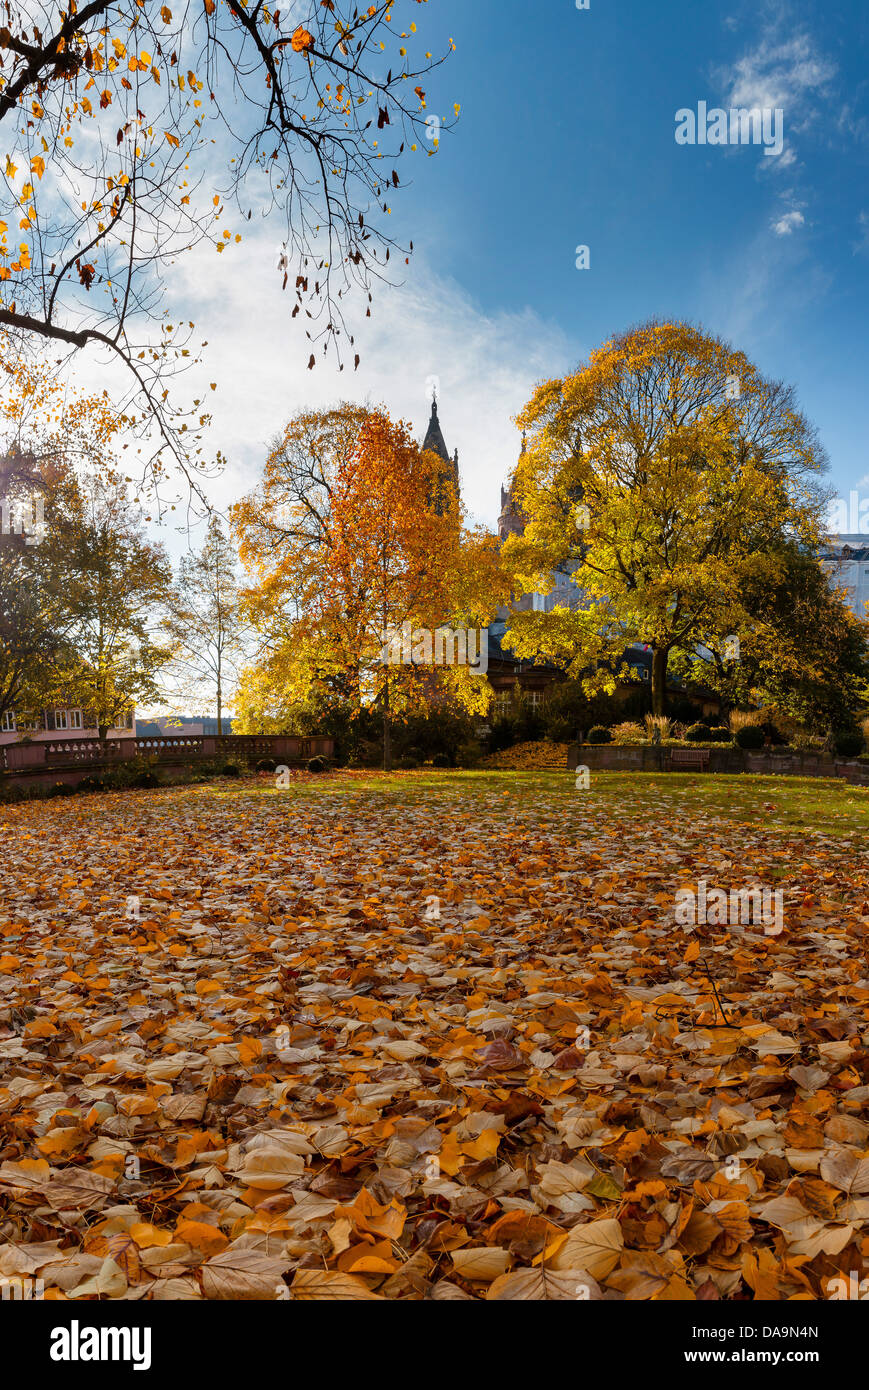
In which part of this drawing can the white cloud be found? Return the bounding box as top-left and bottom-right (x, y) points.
(156, 229), (574, 539)
(771, 209), (805, 236)
(722, 32), (835, 125)
(715, 27), (836, 169)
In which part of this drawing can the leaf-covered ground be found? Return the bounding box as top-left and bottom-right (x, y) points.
(1, 771), (868, 1301)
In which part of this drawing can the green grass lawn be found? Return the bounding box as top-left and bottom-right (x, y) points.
(196, 767), (869, 838)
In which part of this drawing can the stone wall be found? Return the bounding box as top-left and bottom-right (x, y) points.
(0, 733), (335, 793)
(566, 743), (869, 785)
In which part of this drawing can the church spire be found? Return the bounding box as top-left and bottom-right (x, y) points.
(422, 395), (450, 464)
(421, 392), (460, 513)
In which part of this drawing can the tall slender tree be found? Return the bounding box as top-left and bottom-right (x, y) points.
(164, 514), (249, 731)
(48, 472), (172, 739)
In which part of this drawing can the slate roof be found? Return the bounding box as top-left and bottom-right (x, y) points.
(422, 400), (450, 463)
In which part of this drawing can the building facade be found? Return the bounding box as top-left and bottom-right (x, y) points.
(820, 535), (869, 622)
(0, 706), (135, 745)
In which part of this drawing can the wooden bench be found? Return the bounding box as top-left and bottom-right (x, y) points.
(669, 748), (710, 771)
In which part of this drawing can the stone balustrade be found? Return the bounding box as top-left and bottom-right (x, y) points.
(0, 733), (334, 776)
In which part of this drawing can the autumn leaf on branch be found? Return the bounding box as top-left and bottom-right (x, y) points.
(0, 0), (459, 507)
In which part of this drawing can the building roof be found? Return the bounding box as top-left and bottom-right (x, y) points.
(422, 399), (450, 463)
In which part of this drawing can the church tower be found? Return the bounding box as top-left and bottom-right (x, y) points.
(498, 432), (528, 542)
(421, 395), (460, 514)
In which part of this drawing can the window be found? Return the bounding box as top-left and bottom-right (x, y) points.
(1, 711), (14, 732)
(531, 592), (546, 612)
(69, 710), (83, 729)
(526, 690), (544, 709)
(54, 710), (68, 730)
(492, 694), (512, 719)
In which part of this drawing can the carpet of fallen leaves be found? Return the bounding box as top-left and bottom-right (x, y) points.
(481, 741), (570, 770)
(1, 773), (869, 1301)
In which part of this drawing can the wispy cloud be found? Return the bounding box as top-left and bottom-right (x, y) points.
(721, 32), (836, 128)
(771, 209), (805, 236)
(69, 227), (574, 551)
(853, 211), (869, 255)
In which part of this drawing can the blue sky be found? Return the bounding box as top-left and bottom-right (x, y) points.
(387, 0), (869, 510)
(121, 0), (869, 540)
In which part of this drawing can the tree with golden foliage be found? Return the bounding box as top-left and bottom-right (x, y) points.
(0, 340), (126, 724)
(232, 403), (505, 768)
(505, 321), (831, 716)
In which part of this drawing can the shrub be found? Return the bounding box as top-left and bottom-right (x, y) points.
(708, 727), (730, 742)
(587, 726), (613, 745)
(686, 723), (713, 743)
(431, 752), (451, 768)
(307, 756), (327, 773)
(644, 714), (672, 741)
(487, 715), (519, 755)
(256, 757), (277, 773)
(47, 781), (76, 796)
(861, 716), (869, 749)
(350, 740), (382, 769)
(101, 754), (160, 790)
(791, 730), (824, 751)
(396, 756), (420, 770)
(393, 708), (478, 764)
(665, 698), (703, 725)
(77, 775), (105, 794)
(735, 725), (765, 750)
(729, 709), (761, 734)
(132, 770), (159, 788)
(0, 784), (27, 803)
(760, 720), (788, 746)
(834, 730), (864, 759)
(454, 741), (481, 768)
(611, 721), (646, 743)
(543, 715), (575, 744)
(512, 698), (546, 744)
(221, 763), (240, 777)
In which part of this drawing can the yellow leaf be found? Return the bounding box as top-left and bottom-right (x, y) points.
(238, 1037), (263, 1065)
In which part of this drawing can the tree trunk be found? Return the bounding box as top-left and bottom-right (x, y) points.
(651, 647), (669, 717)
(216, 673), (222, 737)
(383, 668), (392, 772)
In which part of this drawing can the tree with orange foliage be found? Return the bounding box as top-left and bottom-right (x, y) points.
(232, 404), (505, 769)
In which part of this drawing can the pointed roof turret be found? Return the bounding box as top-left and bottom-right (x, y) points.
(422, 395), (450, 463)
